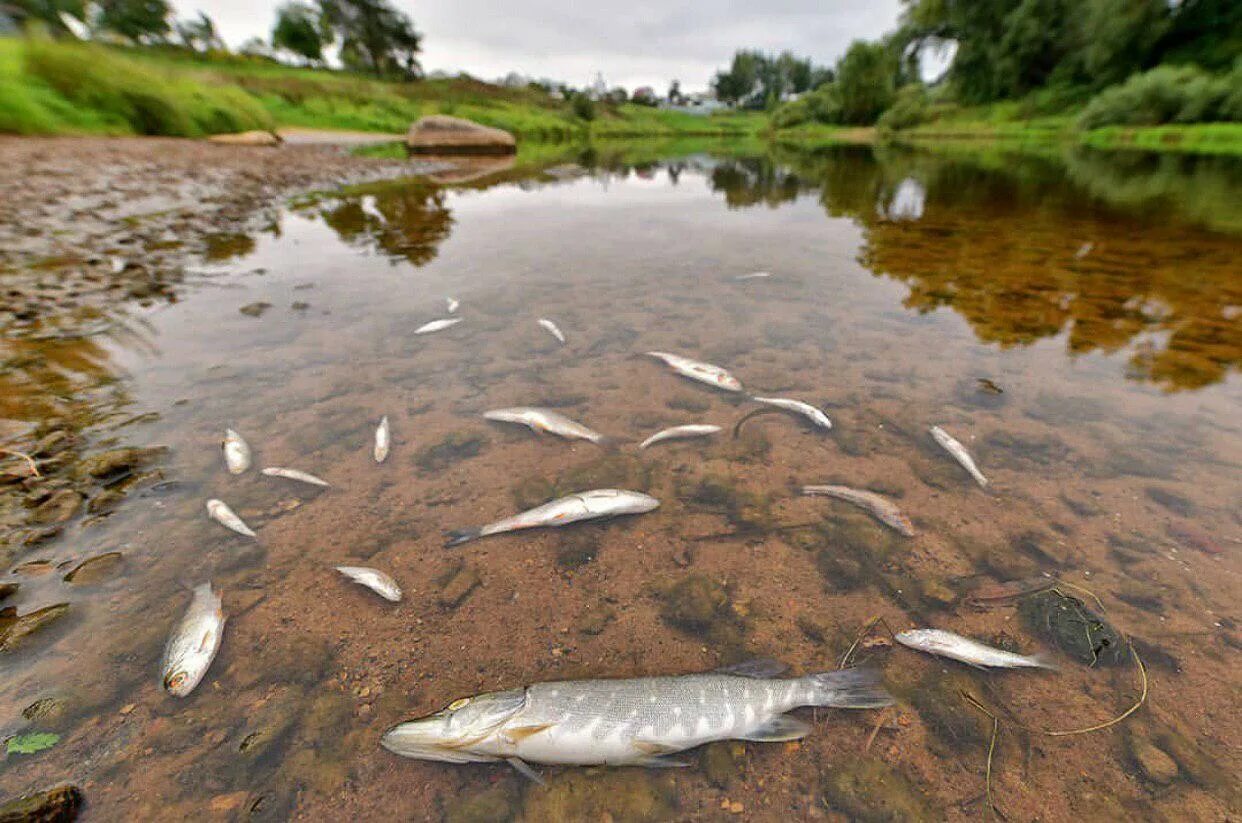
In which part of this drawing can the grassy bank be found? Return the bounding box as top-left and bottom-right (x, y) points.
(0, 38), (762, 140)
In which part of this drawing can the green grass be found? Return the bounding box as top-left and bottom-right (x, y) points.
(1080, 123), (1242, 156)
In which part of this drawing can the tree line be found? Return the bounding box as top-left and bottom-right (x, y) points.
(3, 0), (424, 80)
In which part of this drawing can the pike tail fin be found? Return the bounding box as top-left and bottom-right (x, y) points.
(808, 667), (893, 709)
(444, 528), (481, 548)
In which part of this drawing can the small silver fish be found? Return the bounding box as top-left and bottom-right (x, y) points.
(374, 416), (390, 463)
(646, 351), (743, 393)
(483, 408), (605, 444)
(538, 318), (566, 344)
(382, 662), (889, 777)
(161, 582), (225, 697)
(206, 498), (256, 538)
(638, 424), (722, 449)
(446, 488), (659, 546)
(415, 318), (463, 335)
(223, 429), (251, 474)
(1074, 242), (1094, 260)
(446, 297), (460, 314)
(336, 566), (402, 602)
(929, 426), (988, 488)
(801, 485), (915, 537)
(262, 466), (331, 488)
(735, 271), (771, 280)
(750, 397), (832, 429)
(896, 629), (1055, 669)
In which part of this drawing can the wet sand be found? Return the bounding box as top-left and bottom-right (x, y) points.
(1, 145), (1239, 821)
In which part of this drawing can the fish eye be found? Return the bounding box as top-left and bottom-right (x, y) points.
(448, 697), (471, 711)
(165, 671), (187, 691)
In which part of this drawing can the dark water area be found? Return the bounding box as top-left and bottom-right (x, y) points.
(1, 142), (1239, 820)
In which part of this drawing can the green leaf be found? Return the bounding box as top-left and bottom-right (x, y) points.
(6, 732), (60, 755)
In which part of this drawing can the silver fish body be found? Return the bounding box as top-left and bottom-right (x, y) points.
(646, 351), (743, 393)
(336, 566), (402, 602)
(638, 424), (722, 449)
(929, 426), (988, 487)
(801, 485), (914, 537)
(446, 488), (658, 546)
(262, 466), (331, 487)
(161, 582), (225, 697)
(538, 318), (566, 344)
(750, 397), (832, 429)
(735, 271), (771, 280)
(897, 629), (1054, 669)
(223, 428), (251, 474)
(374, 416), (390, 463)
(206, 499), (256, 538)
(483, 408), (604, 444)
(382, 665), (889, 770)
(446, 297), (460, 314)
(415, 318), (463, 335)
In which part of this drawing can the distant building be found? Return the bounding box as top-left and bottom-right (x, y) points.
(662, 89), (727, 116)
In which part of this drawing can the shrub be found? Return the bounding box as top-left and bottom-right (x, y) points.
(569, 92), (595, 121)
(877, 84), (930, 131)
(770, 97), (811, 128)
(1077, 64), (1237, 130)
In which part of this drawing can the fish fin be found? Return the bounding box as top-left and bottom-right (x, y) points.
(715, 658), (788, 678)
(808, 668), (893, 709)
(735, 714), (811, 742)
(1030, 653), (1059, 671)
(631, 755), (691, 768)
(633, 740), (681, 756)
(503, 723), (553, 743)
(444, 528), (481, 548)
(506, 757), (546, 785)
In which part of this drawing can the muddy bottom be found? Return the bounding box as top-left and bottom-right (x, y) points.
(0, 141), (1239, 822)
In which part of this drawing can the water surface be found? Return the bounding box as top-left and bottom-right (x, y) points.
(1, 143), (1239, 820)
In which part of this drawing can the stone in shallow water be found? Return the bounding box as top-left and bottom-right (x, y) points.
(0, 783), (82, 822)
(437, 564), (481, 609)
(821, 757), (936, 821)
(444, 782), (517, 823)
(78, 446), (167, 479)
(1017, 590), (1127, 666)
(30, 490), (82, 525)
(63, 552), (124, 586)
(0, 603), (70, 653)
(1125, 728), (1179, 786)
(521, 769), (677, 823)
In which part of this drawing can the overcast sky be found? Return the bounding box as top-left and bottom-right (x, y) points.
(181, 0), (905, 91)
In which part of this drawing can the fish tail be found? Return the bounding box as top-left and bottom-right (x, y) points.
(1029, 653), (1059, 671)
(444, 528), (481, 548)
(808, 668), (893, 709)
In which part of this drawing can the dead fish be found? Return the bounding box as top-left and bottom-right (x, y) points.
(929, 425), (988, 488)
(646, 351), (743, 393)
(483, 408), (605, 444)
(749, 397), (832, 430)
(1074, 242), (1094, 260)
(735, 271), (772, 280)
(415, 318), (463, 335)
(896, 629), (1055, 669)
(446, 488), (659, 547)
(374, 416), (390, 463)
(446, 297), (460, 314)
(639, 424), (722, 449)
(976, 378), (1004, 395)
(801, 485), (915, 537)
(161, 582), (225, 697)
(223, 429), (251, 474)
(538, 318), (566, 344)
(336, 566), (402, 602)
(261, 467), (330, 488)
(381, 662), (889, 778)
(206, 499), (256, 538)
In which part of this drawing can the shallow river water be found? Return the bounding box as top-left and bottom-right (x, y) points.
(1, 143), (1240, 821)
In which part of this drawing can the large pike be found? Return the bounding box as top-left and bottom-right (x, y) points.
(483, 408), (605, 444)
(382, 662), (889, 779)
(161, 583), (225, 697)
(801, 485), (915, 537)
(929, 426), (988, 488)
(645, 351), (743, 393)
(445, 489), (658, 547)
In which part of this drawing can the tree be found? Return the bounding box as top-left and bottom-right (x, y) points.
(6, 0), (88, 35)
(1074, 0), (1169, 87)
(272, 1), (325, 64)
(319, 0), (422, 79)
(97, 0), (172, 42)
(712, 50), (761, 105)
(667, 79), (683, 104)
(176, 11), (223, 52)
(834, 40), (900, 124)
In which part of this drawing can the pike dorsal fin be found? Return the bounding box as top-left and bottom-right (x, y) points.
(714, 658), (787, 678)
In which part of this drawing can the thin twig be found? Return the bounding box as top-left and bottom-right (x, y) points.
(863, 706), (890, 752)
(1043, 645), (1147, 736)
(961, 691), (1001, 821)
(839, 615), (895, 669)
(1048, 580), (1106, 613)
(0, 449), (40, 477)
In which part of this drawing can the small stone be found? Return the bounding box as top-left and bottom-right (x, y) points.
(120, 703), (135, 715)
(78, 447), (167, 479)
(575, 608), (615, 636)
(64, 552), (124, 586)
(1129, 734), (1179, 785)
(33, 431), (72, 457)
(0, 603), (70, 652)
(208, 792), (249, 814)
(239, 302), (272, 317)
(0, 784), (82, 822)
(31, 489), (82, 524)
(437, 565), (481, 609)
